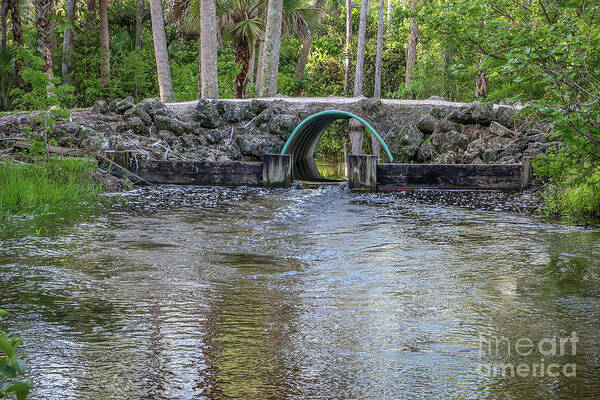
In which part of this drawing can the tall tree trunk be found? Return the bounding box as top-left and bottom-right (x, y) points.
(256, 0), (283, 97)
(135, 0), (144, 50)
(343, 0), (352, 94)
(294, 0), (325, 81)
(353, 0), (368, 96)
(1, 0), (8, 51)
(247, 41), (256, 93)
(200, 0), (218, 98)
(443, 48), (451, 100)
(255, 38), (264, 93)
(99, 0), (110, 84)
(349, 0), (369, 155)
(232, 39), (250, 98)
(373, 0), (384, 98)
(197, 36), (202, 99)
(149, 0), (175, 101)
(8, 0), (22, 46)
(34, 0), (54, 82)
(372, 0), (385, 158)
(404, 0), (418, 89)
(386, 0), (392, 25)
(61, 0), (76, 84)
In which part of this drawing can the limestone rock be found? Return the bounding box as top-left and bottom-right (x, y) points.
(93, 100), (109, 114)
(194, 100), (221, 128)
(416, 113), (437, 134)
(417, 143), (435, 162)
(110, 96), (134, 114)
(488, 121), (514, 138)
(270, 114), (299, 140)
(462, 124), (489, 141)
(448, 101), (494, 125)
(400, 129), (424, 147)
(434, 150), (458, 164)
(124, 104), (153, 126)
(433, 118), (461, 134)
(494, 105), (515, 129)
(127, 117), (147, 135)
(431, 130), (469, 153)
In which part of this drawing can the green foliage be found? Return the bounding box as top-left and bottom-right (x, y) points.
(0, 49), (16, 111)
(0, 158), (107, 216)
(0, 309), (33, 400)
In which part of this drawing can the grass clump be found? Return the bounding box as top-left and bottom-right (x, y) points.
(534, 151), (600, 220)
(0, 157), (107, 215)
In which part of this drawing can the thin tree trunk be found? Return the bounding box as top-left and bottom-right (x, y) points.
(61, 0), (76, 84)
(1, 0), (8, 51)
(135, 0), (144, 50)
(197, 36), (202, 99)
(200, 0), (218, 98)
(233, 39), (250, 98)
(374, 0), (384, 98)
(255, 38), (264, 94)
(8, 0), (22, 46)
(294, 0), (325, 81)
(404, 0), (418, 89)
(443, 48), (451, 100)
(343, 0), (352, 94)
(34, 0), (54, 83)
(256, 0), (283, 97)
(349, 0), (369, 155)
(353, 0), (368, 96)
(99, 0), (110, 84)
(386, 0), (392, 25)
(149, 0), (175, 101)
(372, 0), (385, 158)
(247, 41), (256, 93)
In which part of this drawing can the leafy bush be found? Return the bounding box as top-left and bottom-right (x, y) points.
(0, 309), (33, 400)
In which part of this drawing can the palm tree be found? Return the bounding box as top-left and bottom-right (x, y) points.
(200, 0), (218, 98)
(149, 0), (175, 101)
(256, 0), (283, 96)
(34, 0), (54, 82)
(175, 0), (316, 98)
(1, 0), (8, 51)
(8, 0), (22, 46)
(61, 0), (76, 83)
(293, 0), (324, 80)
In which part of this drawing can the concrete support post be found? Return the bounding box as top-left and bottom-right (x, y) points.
(521, 157), (533, 190)
(263, 154), (292, 188)
(347, 154), (378, 191)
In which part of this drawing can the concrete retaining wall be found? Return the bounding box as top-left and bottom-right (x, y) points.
(377, 161), (532, 191)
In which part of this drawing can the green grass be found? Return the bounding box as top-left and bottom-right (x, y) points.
(0, 157), (107, 215)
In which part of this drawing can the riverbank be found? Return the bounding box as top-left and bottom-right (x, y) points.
(0, 157), (123, 217)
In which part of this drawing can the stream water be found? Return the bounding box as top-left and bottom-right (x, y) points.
(1, 185), (599, 399)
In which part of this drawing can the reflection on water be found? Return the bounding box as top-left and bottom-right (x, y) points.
(1, 185), (600, 399)
(315, 159), (346, 180)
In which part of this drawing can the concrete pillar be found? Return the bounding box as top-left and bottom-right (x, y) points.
(521, 157), (533, 190)
(263, 154), (292, 188)
(347, 155), (377, 191)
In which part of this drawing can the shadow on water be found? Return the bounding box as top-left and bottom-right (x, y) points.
(1, 185), (600, 399)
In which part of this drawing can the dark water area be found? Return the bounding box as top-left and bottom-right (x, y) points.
(1, 185), (600, 399)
